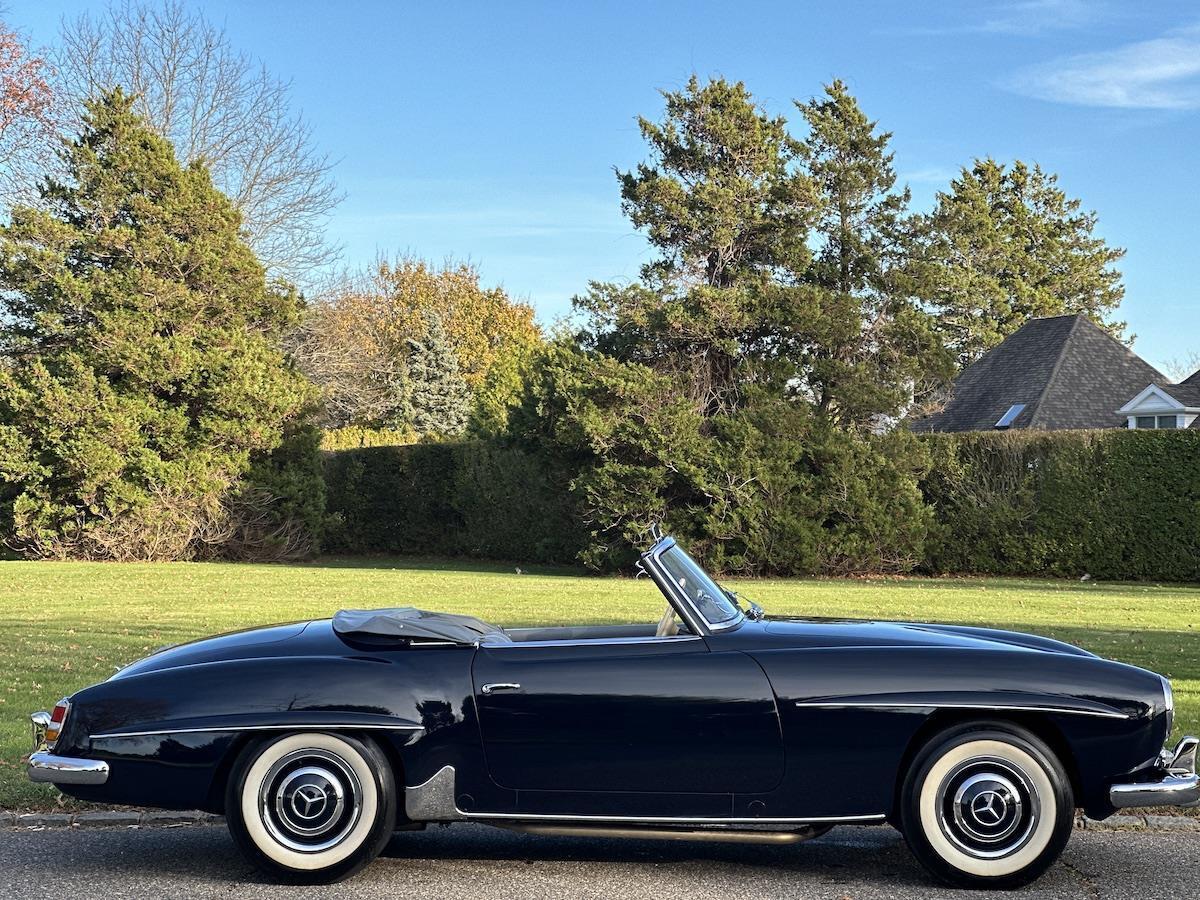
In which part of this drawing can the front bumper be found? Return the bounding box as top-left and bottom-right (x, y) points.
(27, 751), (110, 785)
(1110, 736), (1200, 809)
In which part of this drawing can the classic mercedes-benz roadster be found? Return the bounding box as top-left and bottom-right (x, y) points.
(29, 536), (1198, 888)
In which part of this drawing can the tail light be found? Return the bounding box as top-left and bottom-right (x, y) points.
(44, 699), (70, 748)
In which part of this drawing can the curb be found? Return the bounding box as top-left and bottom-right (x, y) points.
(3, 810), (1198, 833)
(1080, 813), (1200, 832)
(3, 810), (224, 829)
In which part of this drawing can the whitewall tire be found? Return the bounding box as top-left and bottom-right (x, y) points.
(899, 722), (1074, 889)
(225, 732), (396, 883)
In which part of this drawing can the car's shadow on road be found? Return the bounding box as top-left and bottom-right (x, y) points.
(380, 823), (932, 883)
(31, 821), (1110, 895)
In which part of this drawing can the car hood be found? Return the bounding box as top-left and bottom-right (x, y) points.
(759, 617), (1097, 657)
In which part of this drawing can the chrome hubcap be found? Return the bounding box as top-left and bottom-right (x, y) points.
(938, 758), (1039, 859)
(259, 749), (362, 852)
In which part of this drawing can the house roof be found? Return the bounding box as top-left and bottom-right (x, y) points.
(913, 314), (1167, 432)
(1165, 380), (1200, 407)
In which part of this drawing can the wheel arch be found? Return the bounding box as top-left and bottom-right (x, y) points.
(889, 710), (1082, 822)
(204, 729), (406, 816)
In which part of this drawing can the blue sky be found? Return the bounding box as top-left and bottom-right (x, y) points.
(10, 1), (1200, 371)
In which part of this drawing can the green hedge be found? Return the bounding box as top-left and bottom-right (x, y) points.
(323, 431), (1200, 581)
(323, 442), (585, 563)
(921, 430), (1200, 581)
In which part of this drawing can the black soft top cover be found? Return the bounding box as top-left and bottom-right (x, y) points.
(332, 607), (508, 645)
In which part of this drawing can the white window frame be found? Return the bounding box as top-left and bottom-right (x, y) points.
(1129, 414), (1180, 430)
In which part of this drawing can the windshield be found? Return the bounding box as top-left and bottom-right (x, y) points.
(656, 545), (741, 626)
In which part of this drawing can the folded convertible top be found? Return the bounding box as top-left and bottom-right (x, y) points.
(332, 607), (509, 645)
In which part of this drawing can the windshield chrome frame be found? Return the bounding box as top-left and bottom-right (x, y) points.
(641, 536), (744, 637)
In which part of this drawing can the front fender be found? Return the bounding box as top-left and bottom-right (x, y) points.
(749, 646), (1170, 817)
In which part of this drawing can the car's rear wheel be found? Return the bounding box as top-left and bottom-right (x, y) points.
(899, 722), (1073, 889)
(225, 732), (396, 884)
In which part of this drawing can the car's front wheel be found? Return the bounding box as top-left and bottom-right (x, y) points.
(225, 732), (396, 883)
(899, 722), (1073, 889)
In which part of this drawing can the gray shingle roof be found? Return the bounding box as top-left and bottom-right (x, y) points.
(1165, 380), (1200, 407)
(913, 315), (1166, 432)
(1178, 371), (1200, 424)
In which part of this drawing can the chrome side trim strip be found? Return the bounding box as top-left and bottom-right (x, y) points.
(465, 810), (888, 825)
(499, 822), (823, 844)
(91, 723), (425, 739)
(794, 700), (1130, 719)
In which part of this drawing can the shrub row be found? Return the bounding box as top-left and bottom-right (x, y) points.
(920, 429), (1200, 581)
(322, 430), (1200, 581)
(322, 442), (585, 564)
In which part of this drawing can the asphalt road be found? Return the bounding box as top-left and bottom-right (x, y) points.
(2, 822), (1198, 899)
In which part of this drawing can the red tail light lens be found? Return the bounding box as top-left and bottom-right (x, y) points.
(45, 699), (70, 747)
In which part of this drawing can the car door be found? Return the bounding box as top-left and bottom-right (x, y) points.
(471, 634), (784, 804)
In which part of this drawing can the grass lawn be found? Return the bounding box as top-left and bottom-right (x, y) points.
(2, 556), (1197, 810)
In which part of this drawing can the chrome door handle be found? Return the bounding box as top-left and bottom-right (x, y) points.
(481, 682), (521, 694)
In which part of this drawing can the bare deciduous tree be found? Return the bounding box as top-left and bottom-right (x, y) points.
(55, 0), (341, 280)
(0, 18), (58, 211)
(1162, 350), (1200, 383)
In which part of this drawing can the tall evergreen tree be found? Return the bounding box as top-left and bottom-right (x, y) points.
(400, 311), (471, 437)
(0, 89), (314, 559)
(921, 159), (1126, 368)
(794, 80), (951, 427)
(580, 76), (819, 417)
(511, 78), (934, 574)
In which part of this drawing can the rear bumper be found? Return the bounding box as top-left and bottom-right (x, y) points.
(1110, 736), (1199, 809)
(27, 752), (110, 786)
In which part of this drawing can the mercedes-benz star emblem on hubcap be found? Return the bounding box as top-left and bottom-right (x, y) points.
(970, 790), (1006, 826)
(290, 784), (329, 820)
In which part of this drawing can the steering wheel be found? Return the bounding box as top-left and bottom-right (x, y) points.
(655, 603), (679, 637)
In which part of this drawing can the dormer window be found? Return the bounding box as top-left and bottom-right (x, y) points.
(1133, 415), (1178, 429)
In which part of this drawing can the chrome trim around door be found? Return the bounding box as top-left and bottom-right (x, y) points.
(793, 700), (1130, 719)
(491, 635), (704, 649)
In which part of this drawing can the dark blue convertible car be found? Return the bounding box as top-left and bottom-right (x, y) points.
(29, 536), (1198, 887)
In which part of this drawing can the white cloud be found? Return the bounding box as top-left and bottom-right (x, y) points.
(1009, 25), (1200, 109)
(893, 0), (1102, 37)
(977, 0), (1099, 36)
